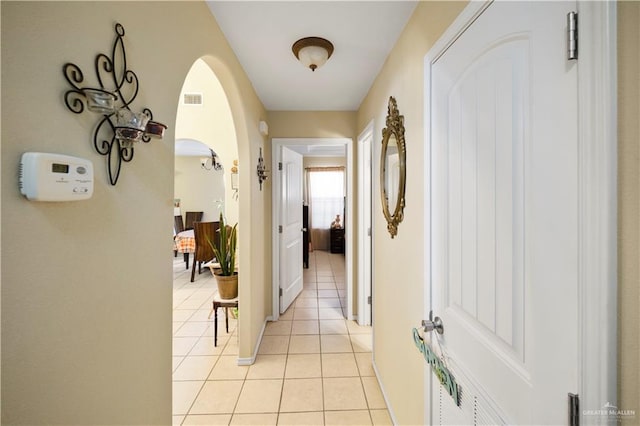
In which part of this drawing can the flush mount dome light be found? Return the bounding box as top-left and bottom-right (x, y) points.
(292, 37), (334, 72)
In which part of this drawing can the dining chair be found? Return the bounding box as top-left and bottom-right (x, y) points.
(191, 221), (220, 282)
(185, 211), (203, 230)
(174, 215), (185, 257)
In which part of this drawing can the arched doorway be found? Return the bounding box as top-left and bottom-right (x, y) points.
(171, 59), (243, 418)
(175, 59), (239, 224)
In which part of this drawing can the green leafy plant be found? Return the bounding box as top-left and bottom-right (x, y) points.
(207, 212), (238, 276)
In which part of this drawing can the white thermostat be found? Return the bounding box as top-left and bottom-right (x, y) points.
(19, 152), (94, 201)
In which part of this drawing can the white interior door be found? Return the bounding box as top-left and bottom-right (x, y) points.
(358, 128), (373, 326)
(280, 146), (304, 313)
(427, 2), (579, 424)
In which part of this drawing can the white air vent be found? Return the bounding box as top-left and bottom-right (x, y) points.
(183, 93), (203, 105)
(437, 363), (507, 425)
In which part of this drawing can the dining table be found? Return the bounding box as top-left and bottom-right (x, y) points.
(174, 229), (195, 269)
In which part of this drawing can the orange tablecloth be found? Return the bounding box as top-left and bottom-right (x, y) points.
(174, 229), (195, 253)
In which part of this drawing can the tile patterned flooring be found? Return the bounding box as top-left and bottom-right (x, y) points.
(172, 250), (391, 425)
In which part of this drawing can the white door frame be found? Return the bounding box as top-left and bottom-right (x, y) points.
(357, 122), (374, 326)
(422, 1), (617, 422)
(272, 138), (355, 321)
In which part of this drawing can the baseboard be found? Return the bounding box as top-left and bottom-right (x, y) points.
(372, 358), (398, 426)
(236, 316), (273, 366)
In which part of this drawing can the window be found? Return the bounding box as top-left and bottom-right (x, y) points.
(307, 168), (345, 251)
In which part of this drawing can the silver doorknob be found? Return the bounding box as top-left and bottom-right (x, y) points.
(422, 313), (444, 334)
(301, 228), (307, 232)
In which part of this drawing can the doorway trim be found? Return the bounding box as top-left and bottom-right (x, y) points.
(574, 0), (617, 415)
(422, 0), (617, 422)
(357, 121), (374, 326)
(271, 138), (355, 321)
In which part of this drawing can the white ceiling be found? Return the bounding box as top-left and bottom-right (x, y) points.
(206, 1), (417, 111)
(175, 138), (213, 157)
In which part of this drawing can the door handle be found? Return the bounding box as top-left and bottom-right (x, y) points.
(301, 228), (307, 232)
(422, 312), (444, 334)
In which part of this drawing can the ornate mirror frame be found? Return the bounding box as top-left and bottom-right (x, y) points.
(380, 96), (406, 238)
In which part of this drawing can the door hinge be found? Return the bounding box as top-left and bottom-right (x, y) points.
(367, 296), (372, 305)
(567, 11), (578, 60)
(367, 227), (372, 237)
(278, 225), (283, 233)
(568, 393), (580, 426)
(278, 162), (283, 171)
(279, 288), (283, 297)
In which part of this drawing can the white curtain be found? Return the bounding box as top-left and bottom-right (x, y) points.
(308, 168), (345, 250)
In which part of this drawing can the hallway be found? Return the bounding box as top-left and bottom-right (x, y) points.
(172, 250), (391, 425)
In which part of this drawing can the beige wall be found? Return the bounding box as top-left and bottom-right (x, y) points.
(356, 2), (467, 424)
(176, 59), (239, 224)
(618, 1), (640, 420)
(267, 111), (357, 139)
(174, 156), (225, 222)
(1, 2), (269, 424)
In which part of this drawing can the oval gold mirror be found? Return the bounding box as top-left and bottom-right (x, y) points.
(380, 96), (406, 238)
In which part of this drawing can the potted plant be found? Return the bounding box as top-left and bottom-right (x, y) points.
(207, 212), (238, 299)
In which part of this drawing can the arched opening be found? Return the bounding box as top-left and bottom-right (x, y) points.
(174, 59), (239, 224)
(171, 51), (268, 420)
(172, 59), (243, 413)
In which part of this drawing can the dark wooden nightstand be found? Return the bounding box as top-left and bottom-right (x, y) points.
(330, 228), (345, 254)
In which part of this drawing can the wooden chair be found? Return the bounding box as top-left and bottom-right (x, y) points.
(174, 215), (185, 257)
(185, 211), (203, 230)
(191, 221), (220, 282)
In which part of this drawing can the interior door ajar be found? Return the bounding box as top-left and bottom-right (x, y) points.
(279, 146), (304, 313)
(426, 1), (579, 424)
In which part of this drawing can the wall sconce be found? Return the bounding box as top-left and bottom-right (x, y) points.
(231, 160), (239, 190)
(201, 149), (223, 171)
(230, 159), (239, 200)
(257, 147), (268, 190)
(63, 23), (167, 185)
(292, 37), (334, 72)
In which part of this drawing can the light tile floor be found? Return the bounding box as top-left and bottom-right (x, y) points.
(172, 250), (391, 425)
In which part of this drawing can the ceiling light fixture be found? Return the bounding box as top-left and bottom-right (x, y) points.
(292, 37), (334, 72)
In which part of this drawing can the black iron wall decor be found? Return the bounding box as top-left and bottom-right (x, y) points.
(257, 147), (268, 190)
(63, 23), (167, 185)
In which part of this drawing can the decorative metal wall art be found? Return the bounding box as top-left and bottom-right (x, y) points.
(256, 147), (268, 190)
(63, 23), (167, 185)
